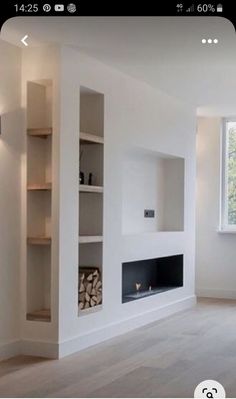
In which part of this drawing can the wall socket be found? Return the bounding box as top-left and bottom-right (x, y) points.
(144, 209), (155, 218)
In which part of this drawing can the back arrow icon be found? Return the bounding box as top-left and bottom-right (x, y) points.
(21, 35), (28, 46)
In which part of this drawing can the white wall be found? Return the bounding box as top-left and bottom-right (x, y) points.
(0, 40), (22, 359)
(196, 117), (236, 299)
(0, 43), (196, 359)
(58, 48), (196, 357)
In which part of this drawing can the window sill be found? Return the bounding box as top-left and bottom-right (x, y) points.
(217, 229), (236, 234)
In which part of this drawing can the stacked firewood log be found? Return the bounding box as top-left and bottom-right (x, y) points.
(79, 267), (102, 310)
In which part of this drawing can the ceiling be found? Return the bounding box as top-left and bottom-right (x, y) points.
(1, 16), (236, 115)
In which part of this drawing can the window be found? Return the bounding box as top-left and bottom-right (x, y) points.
(221, 118), (236, 231)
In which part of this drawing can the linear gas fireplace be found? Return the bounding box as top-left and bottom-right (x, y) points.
(122, 255), (183, 303)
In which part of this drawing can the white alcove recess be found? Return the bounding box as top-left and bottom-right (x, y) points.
(122, 147), (185, 235)
(78, 86), (104, 315)
(26, 79), (53, 322)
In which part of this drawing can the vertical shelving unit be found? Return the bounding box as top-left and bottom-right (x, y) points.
(26, 80), (53, 322)
(78, 87), (104, 314)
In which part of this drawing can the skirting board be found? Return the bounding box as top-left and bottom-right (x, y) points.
(58, 295), (196, 358)
(0, 339), (58, 360)
(0, 340), (21, 361)
(20, 339), (59, 359)
(197, 288), (236, 300)
(0, 296), (196, 360)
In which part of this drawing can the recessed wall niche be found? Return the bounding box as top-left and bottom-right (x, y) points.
(122, 255), (183, 303)
(78, 86), (104, 315)
(26, 79), (53, 322)
(122, 148), (185, 234)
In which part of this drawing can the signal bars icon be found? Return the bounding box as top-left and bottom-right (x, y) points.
(186, 4), (194, 12)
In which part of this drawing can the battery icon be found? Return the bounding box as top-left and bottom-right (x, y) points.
(217, 3), (223, 12)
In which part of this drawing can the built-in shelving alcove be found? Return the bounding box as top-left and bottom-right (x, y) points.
(78, 86), (104, 315)
(26, 80), (53, 322)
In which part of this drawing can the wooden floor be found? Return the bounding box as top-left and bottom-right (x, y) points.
(1, 298), (236, 398)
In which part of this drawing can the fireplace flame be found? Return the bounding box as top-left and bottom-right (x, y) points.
(135, 282), (141, 292)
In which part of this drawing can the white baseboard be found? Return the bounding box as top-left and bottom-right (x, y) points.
(58, 295), (196, 358)
(0, 339), (58, 360)
(197, 287), (236, 300)
(0, 340), (21, 361)
(0, 296), (196, 360)
(20, 339), (59, 359)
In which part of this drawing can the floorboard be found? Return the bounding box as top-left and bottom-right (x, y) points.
(1, 298), (236, 398)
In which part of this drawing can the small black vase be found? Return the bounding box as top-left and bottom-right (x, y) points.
(88, 173), (93, 186)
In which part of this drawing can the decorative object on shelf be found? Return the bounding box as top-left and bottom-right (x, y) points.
(88, 173), (93, 186)
(79, 267), (102, 310)
(79, 149), (84, 184)
(80, 171), (84, 184)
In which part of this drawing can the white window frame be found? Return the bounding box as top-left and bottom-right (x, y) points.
(220, 117), (236, 232)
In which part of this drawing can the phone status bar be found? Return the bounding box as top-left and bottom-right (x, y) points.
(176, 3), (223, 13)
(14, 3), (78, 14)
(12, 2), (226, 16)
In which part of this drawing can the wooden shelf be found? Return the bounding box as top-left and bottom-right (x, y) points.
(79, 304), (102, 316)
(27, 309), (51, 322)
(79, 184), (103, 193)
(27, 183), (52, 191)
(27, 128), (52, 138)
(80, 132), (104, 145)
(27, 236), (51, 245)
(79, 235), (103, 244)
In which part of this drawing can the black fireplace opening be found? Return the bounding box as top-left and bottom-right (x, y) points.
(122, 255), (183, 303)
